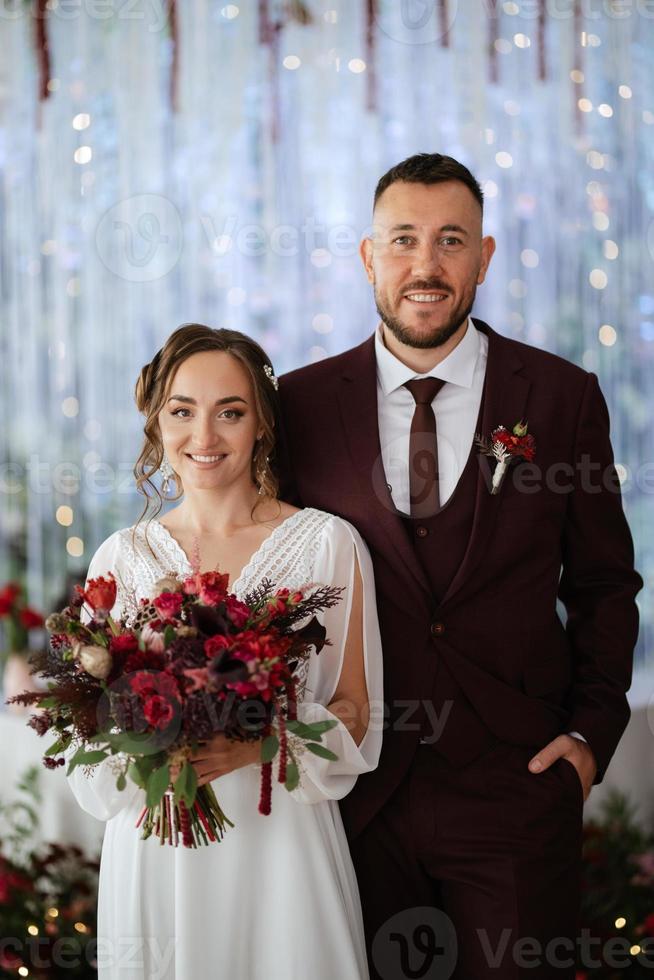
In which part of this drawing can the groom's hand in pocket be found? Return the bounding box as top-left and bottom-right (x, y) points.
(528, 733), (597, 801)
(190, 734), (262, 786)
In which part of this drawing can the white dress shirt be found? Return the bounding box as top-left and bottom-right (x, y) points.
(374, 317), (587, 750)
(375, 316), (487, 515)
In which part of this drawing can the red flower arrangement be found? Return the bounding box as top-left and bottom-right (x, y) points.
(10, 570), (344, 848)
(0, 582), (44, 654)
(475, 420), (537, 494)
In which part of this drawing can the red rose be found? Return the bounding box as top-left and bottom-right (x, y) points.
(80, 574), (117, 615)
(153, 591), (184, 619)
(128, 669), (180, 700)
(19, 607), (44, 629)
(204, 634), (232, 659)
(198, 571), (230, 606)
(110, 633), (139, 655)
(225, 596), (250, 629)
(143, 694), (175, 729)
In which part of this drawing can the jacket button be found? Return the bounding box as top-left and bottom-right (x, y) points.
(431, 622), (445, 637)
(416, 526), (429, 538)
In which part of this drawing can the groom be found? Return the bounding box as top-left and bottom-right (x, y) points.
(277, 153), (642, 979)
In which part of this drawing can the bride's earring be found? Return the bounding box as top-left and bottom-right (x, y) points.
(255, 452), (270, 496)
(160, 452), (174, 497)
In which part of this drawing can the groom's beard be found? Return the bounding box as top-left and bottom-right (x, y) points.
(375, 286), (476, 350)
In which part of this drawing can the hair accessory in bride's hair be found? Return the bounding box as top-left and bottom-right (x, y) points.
(263, 364), (279, 391)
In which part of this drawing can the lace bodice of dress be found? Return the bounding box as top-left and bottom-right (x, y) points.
(108, 508), (334, 624)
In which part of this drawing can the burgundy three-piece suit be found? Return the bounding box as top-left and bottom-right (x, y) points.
(278, 318), (642, 979)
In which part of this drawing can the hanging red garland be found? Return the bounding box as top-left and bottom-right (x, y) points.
(488, 0), (499, 85)
(34, 0), (50, 102)
(365, 0), (377, 112)
(439, 0), (451, 48)
(573, 0), (583, 134)
(168, 0), (179, 112)
(259, 0), (281, 142)
(537, 0), (547, 80)
(258, 0), (313, 142)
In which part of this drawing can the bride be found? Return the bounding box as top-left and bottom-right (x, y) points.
(67, 323), (384, 980)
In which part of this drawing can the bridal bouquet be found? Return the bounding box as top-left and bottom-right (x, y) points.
(9, 570), (344, 848)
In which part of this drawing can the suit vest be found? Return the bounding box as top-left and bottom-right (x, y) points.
(402, 390), (497, 767)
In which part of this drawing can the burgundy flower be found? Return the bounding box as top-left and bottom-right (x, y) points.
(28, 711), (53, 737)
(225, 595), (250, 629)
(110, 633), (139, 655)
(128, 670), (180, 731)
(204, 634), (231, 659)
(143, 694), (175, 729)
(492, 427), (536, 462)
(128, 669), (180, 701)
(124, 649), (165, 673)
(198, 571), (230, 606)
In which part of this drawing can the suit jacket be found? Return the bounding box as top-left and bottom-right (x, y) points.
(277, 318), (642, 840)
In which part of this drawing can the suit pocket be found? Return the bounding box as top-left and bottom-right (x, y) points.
(558, 756), (584, 806)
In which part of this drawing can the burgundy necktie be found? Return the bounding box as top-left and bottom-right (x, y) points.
(404, 377), (447, 518)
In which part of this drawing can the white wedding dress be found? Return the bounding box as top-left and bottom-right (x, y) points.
(67, 508), (383, 980)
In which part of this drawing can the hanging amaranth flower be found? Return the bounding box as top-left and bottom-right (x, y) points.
(475, 420), (537, 495)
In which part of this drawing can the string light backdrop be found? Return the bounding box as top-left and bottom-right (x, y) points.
(0, 0), (651, 666)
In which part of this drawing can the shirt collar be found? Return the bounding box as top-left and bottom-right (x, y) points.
(374, 316), (481, 396)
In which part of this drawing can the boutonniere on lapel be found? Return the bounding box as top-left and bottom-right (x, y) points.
(475, 421), (537, 495)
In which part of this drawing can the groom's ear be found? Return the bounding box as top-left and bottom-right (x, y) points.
(359, 237), (375, 284)
(477, 235), (497, 285)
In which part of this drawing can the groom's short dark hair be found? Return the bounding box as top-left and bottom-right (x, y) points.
(373, 153), (484, 214)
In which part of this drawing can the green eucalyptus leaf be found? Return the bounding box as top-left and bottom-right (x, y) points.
(173, 761), (197, 809)
(305, 742), (338, 761)
(302, 720), (338, 735)
(44, 739), (65, 757)
(261, 735), (279, 764)
(284, 762), (300, 792)
(285, 720), (322, 742)
(66, 748), (109, 775)
(146, 762), (171, 809)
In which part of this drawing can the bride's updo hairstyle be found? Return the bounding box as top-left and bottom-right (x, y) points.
(134, 323), (280, 522)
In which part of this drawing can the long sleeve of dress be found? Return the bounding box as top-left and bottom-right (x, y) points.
(289, 516), (384, 804)
(65, 531), (143, 822)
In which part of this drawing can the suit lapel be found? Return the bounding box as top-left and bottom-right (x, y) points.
(439, 319), (531, 607)
(335, 321), (531, 609)
(336, 337), (433, 601)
